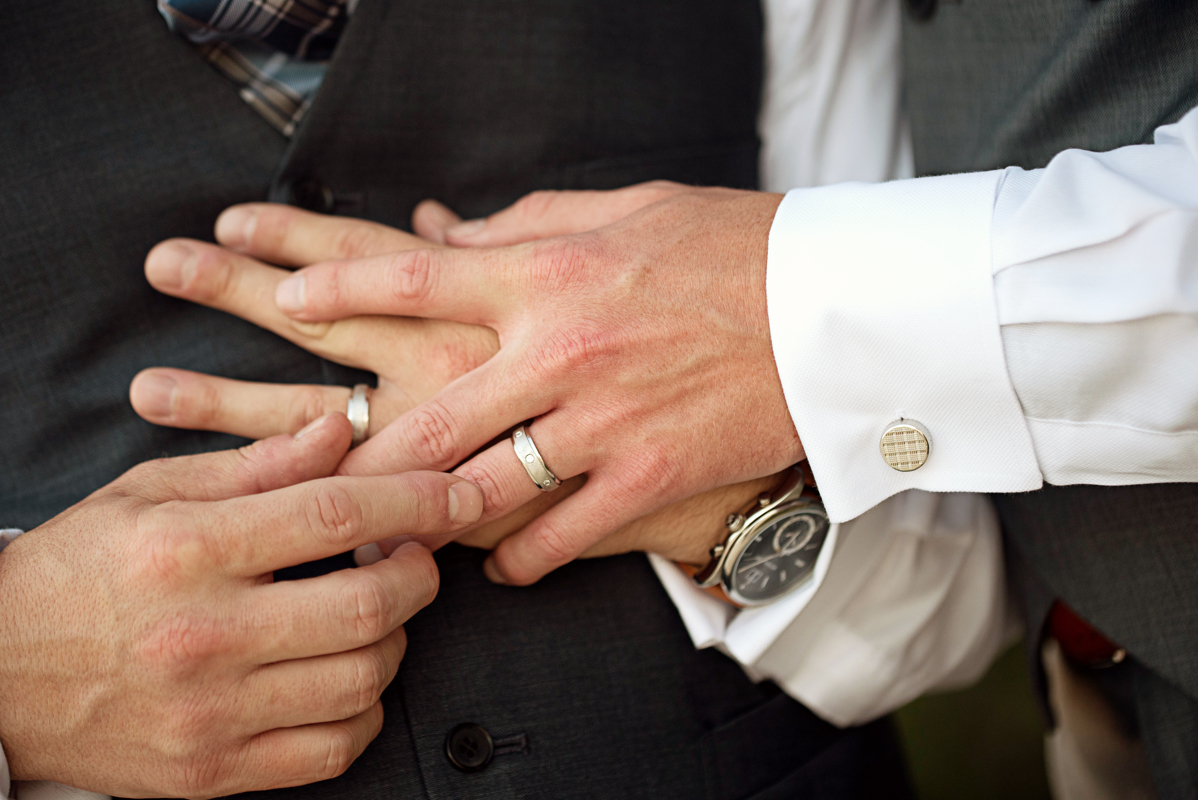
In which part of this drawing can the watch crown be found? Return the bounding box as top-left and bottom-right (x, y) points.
(725, 513), (746, 532)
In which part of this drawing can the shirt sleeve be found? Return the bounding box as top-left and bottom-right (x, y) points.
(769, 105), (1198, 521)
(650, 490), (1015, 726)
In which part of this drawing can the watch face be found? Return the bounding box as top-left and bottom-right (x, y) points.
(727, 506), (829, 605)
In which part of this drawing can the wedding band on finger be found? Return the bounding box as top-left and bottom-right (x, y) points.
(347, 384), (371, 447)
(512, 423), (561, 492)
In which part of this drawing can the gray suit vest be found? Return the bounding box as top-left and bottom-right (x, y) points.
(0, 1), (913, 797)
(903, 2), (1198, 795)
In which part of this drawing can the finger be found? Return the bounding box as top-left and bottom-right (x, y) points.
(275, 244), (522, 326)
(336, 355), (544, 476)
(252, 543), (437, 662)
(115, 413), (351, 504)
(446, 413), (589, 526)
(443, 181), (687, 247)
(216, 202), (432, 265)
(226, 702), (383, 794)
(411, 199), (462, 245)
(244, 624), (407, 731)
(186, 470), (483, 576)
(484, 475), (652, 585)
(453, 474), (586, 551)
(577, 474), (779, 563)
(131, 368), (412, 441)
(145, 239), (409, 370)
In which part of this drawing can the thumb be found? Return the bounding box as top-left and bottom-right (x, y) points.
(440, 181), (688, 248)
(118, 412), (354, 503)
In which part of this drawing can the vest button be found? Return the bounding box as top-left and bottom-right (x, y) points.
(288, 177), (335, 213)
(445, 723), (494, 772)
(904, 0), (937, 21)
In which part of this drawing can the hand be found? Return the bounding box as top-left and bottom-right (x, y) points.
(273, 185), (797, 585)
(0, 414), (482, 797)
(134, 194), (784, 567)
(133, 204), (499, 442)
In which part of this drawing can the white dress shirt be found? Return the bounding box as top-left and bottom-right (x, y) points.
(660, 0), (1198, 730)
(655, 0), (1018, 729)
(8, 0), (1198, 794)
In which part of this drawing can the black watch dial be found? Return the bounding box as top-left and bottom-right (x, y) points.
(728, 505), (829, 605)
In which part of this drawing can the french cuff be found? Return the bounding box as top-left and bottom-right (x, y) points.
(646, 521), (840, 671)
(767, 173), (1042, 522)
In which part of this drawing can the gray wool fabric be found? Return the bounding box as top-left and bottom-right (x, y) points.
(0, 0), (915, 798)
(903, 1), (1198, 797)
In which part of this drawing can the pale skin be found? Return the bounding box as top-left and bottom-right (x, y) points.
(263, 182), (799, 585)
(0, 414), (484, 797)
(131, 192), (784, 567)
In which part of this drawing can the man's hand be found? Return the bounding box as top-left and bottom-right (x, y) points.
(271, 185), (797, 585)
(0, 414), (482, 797)
(131, 197), (784, 567)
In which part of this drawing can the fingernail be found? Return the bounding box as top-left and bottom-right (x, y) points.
(448, 481), (484, 525)
(482, 557), (508, 585)
(276, 274), (306, 313)
(145, 242), (196, 291)
(215, 206), (257, 251)
(137, 373), (177, 419)
(353, 542), (384, 567)
(447, 219), (486, 239)
(294, 413), (332, 440)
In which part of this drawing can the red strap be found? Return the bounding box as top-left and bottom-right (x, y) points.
(1048, 600), (1125, 667)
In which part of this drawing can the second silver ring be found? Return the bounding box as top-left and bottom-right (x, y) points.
(512, 423), (561, 492)
(347, 384), (371, 447)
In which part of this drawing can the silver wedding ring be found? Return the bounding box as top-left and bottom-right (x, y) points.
(512, 423), (561, 492)
(347, 384), (371, 447)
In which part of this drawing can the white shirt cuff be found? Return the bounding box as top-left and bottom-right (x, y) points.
(647, 520), (840, 672)
(766, 173), (1042, 522)
(652, 492), (1014, 728)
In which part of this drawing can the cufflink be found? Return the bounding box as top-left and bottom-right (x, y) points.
(880, 420), (930, 471)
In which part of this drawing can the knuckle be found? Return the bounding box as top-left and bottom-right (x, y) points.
(134, 507), (212, 585)
(530, 520), (578, 566)
(350, 647), (390, 715)
(404, 403), (459, 469)
(339, 573), (393, 643)
(455, 461), (515, 517)
(403, 549), (441, 608)
(287, 385), (332, 432)
(174, 749), (233, 800)
(387, 249), (435, 302)
(137, 610), (227, 674)
(615, 447), (679, 500)
(308, 482), (365, 548)
(196, 247), (239, 303)
(541, 324), (615, 373)
(532, 237), (598, 287)
(513, 189), (561, 221)
(173, 376), (223, 428)
(121, 458), (170, 490)
(637, 179), (685, 201)
(322, 726), (360, 780)
(428, 325), (498, 382)
(331, 223), (385, 260)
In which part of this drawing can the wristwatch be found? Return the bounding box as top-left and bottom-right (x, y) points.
(692, 466), (830, 606)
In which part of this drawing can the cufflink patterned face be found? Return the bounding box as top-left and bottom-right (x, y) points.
(880, 420), (930, 471)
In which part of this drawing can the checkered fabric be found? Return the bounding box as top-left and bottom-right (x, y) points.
(158, 0), (355, 136)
